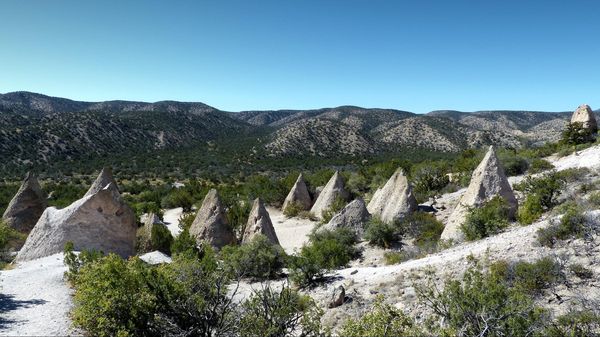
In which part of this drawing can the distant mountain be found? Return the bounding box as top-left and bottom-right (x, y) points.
(0, 91), (582, 176)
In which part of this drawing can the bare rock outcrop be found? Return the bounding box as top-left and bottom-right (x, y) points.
(367, 169), (417, 224)
(2, 172), (47, 232)
(189, 189), (234, 249)
(16, 184), (136, 262)
(282, 174), (312, 213)
(321, 198), (371, 237)
(310, 171), (349, 219)
(84, 167), (119, 197)
(570, 104), (597, 133)
(242, 198), (279, 245)
(440, 146), (518, 242)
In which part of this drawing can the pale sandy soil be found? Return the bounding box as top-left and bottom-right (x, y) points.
(163, 207), (183, 237)
(268, 206), (317, 254)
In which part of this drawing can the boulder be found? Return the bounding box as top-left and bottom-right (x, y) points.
(16, 184), (137, 262)
(441, 146), (518, 242)
(328, 285), (345, 308)
(310, 171), (349, 219)
(2, 172), (47, 233)
(571, 104), (597, 133)
(321, 198), (371, 237)
(282, 174), (312, 213)
(189, 189), (235, 249)
(242, 198), (279, 245)
(367, 169), (417, 224)
(85, 167), (119, 197)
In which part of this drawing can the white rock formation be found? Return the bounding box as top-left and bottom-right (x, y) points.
(2, 172), (47, 232)
(570, 104), (597, 133)
(440, 146), (518, 242)
(367, 168), (417, 224)
(321, 198), (371, 237)
(242, 198), (279, 245)
(84, 167), (119, 197)
(282, 174), (312, 213)
(310, 171), (349, 219)
(189, 189), (235, 249)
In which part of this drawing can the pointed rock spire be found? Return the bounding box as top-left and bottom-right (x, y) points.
(84, 167), (119, 197)
(310, 171), (350, 219)
(2, 172), (47, 232)
(321, 198), (371, 237)
(189, 189), (235, 249)
(137, 212), (171, 254)
(243, 198), (279, 245)
(16, 184), (137, 262)
(570, 104), (597, 133)
(441, 146), (518, 242)
(367, 168), (417, 224)
(282, 174), (312, 213)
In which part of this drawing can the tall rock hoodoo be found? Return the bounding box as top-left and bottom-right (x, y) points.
(282, 173), (312, 213)
(321, 198), (371, 237)
(16, 184), (137, 262)
(310, 171), (350, 219)
(189, 189), (235, 249)
(440, 146), (518, 242)
(367, 168), (417, 224)
(570, 104), (597, 133)
(85, 167), (119, 197)
(2, 172), (47, 233)
(242, 198), (279, 245)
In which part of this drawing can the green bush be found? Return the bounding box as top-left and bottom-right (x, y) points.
(569, 263), (594, 279)
(220, 235), (287, 280)
(364, 217), (401, 248)
(64, 242), (104, 283)
(239, 284), (326, 337)
(518, 194), (545, 225)
(501, 154), (529, 176)
(461, 196), (510, 241)
(340, 296), (419, 336)
(320, 197), (347, 224)
(0, 220), (27, 263)
(412, 164), (450, 201)
(588, 192), (600, 207)
(383, 251), (406, 265)
(542, 310), (600, 336)
(401, 212), (444, 249)
(561, 122), (595, 145)
(515, 172), (565, 210)
(160, 189), (194, 211)
(506, 258), (564, 295)
(289, 228), (359, 287)
(283, 201), (304, 217)
(136, 224), (173, 255)
(537, 207), (587, 247)
(528, 158), (554, 174)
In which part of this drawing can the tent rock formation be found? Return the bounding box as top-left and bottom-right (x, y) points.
(367, 169), (417, 224)
(189, 189), (235, 249)
(440, 146), (518, 242)
(570, 104), (597, 133)
(243, 198), (279, 245)
(310, 171), (349, 219)
(282, 174), (312, 213)
(321, 198), (371, 237)
(2, 172), (47, 232)
(84, 167), (119, 197)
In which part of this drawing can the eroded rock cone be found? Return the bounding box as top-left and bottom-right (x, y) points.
(242, 198), (279, 245)
(570, 104), (598, 133)
(85, 167), (119, 197)
(310, 171), (349, 219)
(282, 174), (312, 213)
(367, 168), (417, 224)
(16, 184), (136, 262)
(321, 198), (371, 237)
(2, 172), (47, 233)
(137, 213), (171, 254)
(441, 146), (518, 242)
(189, 189), (234, 249)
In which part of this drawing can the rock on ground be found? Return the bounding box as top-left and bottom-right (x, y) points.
(188, 189), (235, 249)
(321, 198), (370, 237)
(242, 198), (279, 245)
(367, 168), (417, 224)
(570, 104), (597, 133)
(2, 172), (47, 233)
(310, 171), (349, 219)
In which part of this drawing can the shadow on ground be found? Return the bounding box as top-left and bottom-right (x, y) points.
(0, 293), (47, 329)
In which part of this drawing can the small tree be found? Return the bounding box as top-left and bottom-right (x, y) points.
(561, 122), (595, 145)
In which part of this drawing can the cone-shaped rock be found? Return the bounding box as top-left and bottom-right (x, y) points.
(570, 104), (597, 133)
(137, 212), (171, 254)
(84, 167), (119, 197)
(282, 174), (312, 213)
(2, 172), (47, 232)
(189, 189), (234, 249)
(310, 171), (350, 219)
(321, 198), (371, 237)
(367, 169), (417, 224)
(242, 198), (279, 245)
(441, 146), (518, 242)
(16, 184), (137, 262)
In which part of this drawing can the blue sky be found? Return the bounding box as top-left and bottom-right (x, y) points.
(0, 0), (598, 113)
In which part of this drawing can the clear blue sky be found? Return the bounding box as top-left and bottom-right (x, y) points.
(1, 0), (598, 113)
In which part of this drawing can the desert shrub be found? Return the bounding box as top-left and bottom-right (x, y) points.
(239, 284), (326, 337)
(537, 207), (587, 247)
(220, 235), (287, 280)
(461, 196), (510, 241)
(416, 262), (547, 336)
(506, 257), (564, 295)
(64, 242), (104, 283)
(320, 197), (347, 224)
(170, 228), (200, 258)
(561, 122), (595, 145)
(160, 189), (194, 211)
(283, 201), (304, 217)
(588, 191), (600, 207)
(364, 217), (401, 248)
(340, 295), (419, 337)
(515, 171), (565, 209)
(0, 220), (27, 263)
(518, 194), (545, 225)
(225, 199), (252, 236)
(557, 167), (590, 183)
(383, 251), (407, 265)
(528, 158), (554, 174)
(542, 310), (600, 336)
(137, 224), (173, 255)
(289, 228), (359, 287)
(401, 212), (444, 250)
(569, 263), (594, 279)
(71, 254), (158, 337)
(412, 164), (450, 201)
(500, 154), (529, 176)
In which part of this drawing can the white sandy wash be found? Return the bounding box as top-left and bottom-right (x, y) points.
(163, 207), (184, 237)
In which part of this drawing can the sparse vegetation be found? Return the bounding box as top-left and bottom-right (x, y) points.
(340, 296), (419, 336)
(364, 217), (402, 248)
(461, 196), (511, 241)
(537, 206), (588, 247)
(220, 235), (287, 280)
